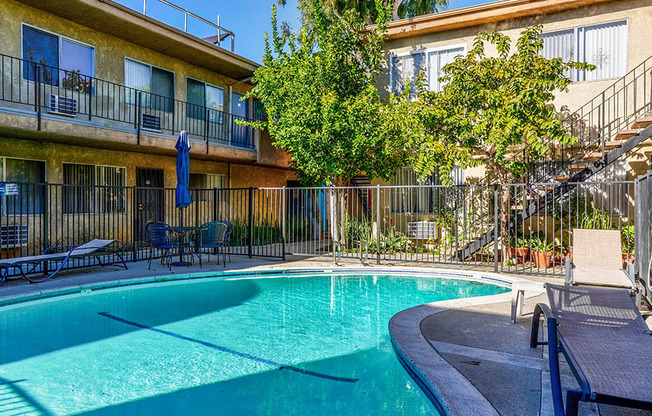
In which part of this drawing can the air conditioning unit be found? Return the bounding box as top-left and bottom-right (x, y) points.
(408, 221), (437, 240)
(0, 225), (29, 248)
(48, 94), (77, 116)
(141, 113), (162, 132)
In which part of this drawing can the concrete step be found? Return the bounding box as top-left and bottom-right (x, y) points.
(615, 129), (642, 140)
(552, 175), (570, 182)
(632, 117), (652, 129)
(568, 163), (586, 172)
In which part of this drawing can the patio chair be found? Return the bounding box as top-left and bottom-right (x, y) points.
(565, 229), (635, 288)
(530, 284), (652, 416)
(198, 221), (228, 266)
(146, 221), (180, 270)
(0, 239), (127, 284)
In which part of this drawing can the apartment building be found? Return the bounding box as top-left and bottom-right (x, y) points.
(374, 0), (652, 187)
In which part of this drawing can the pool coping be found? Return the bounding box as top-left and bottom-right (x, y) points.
(388, 270), (545, 416)
(0, 265), (543, 416)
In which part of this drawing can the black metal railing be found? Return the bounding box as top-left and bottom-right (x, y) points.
(0, 53), (254, 149)
(519, 55), (652, 183)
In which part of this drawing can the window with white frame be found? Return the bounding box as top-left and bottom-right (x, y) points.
(22, 25), (94, 92)
(124, 58), (175, 112)
(63, 164), (126, 214)
(189, 173), (227, 201)
(0, 158), (46, 215)
(391, 46), (464, 95)
(540, 20), (627, 82)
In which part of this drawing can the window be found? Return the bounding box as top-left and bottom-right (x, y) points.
(253, 98), (267, 121)
(189, 173), (227, 201)
(125, 59), (174, 112)
(22, 25), (94, 91)
(63, 164), (126, 214)
(540, 21), (627, 82)
(391, 46), (464, 95)
(1, 158), (46, 215)
(187, 78), (224, 121)
(389, 167), (440, 213)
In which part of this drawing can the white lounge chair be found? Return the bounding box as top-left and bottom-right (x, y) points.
(0, 239), (127, 284)
(565, 228), (634, 288)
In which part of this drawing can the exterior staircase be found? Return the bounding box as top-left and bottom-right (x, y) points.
(351, 175), (372, 217)
(458, 55), (652, 261)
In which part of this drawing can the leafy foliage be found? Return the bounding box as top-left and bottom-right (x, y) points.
(410, 26), (595, 184)
(243, 1), (412, 186)
(280, 0), (449, 23)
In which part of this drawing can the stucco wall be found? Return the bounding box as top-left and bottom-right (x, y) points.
(0, 136), (294, 188)
(380, 0), (652, 111)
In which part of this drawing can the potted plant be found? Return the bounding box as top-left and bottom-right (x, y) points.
(530, 237), (553, 268)
(508, 237), (530, 264)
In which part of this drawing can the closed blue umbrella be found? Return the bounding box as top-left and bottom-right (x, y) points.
(175, 130), (193, 209)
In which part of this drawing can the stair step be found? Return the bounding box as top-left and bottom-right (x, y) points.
(603, 141), (621, 150)
(510, 205), (524, 211)
(552, 175), (570, 182)
(568, 163), (586, 172)
(537, 185), (556, 191)
(632, 117), (652, 129)
(616, 129), (643, 140)
(583, 152), (603, 162)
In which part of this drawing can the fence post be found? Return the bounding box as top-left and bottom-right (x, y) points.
(132, 185), (138, 261)
(136, 91), (142, 145)
(376, 184), (381, 265)
(88, 78), (93, 121)
(205, 108), (210, 154)
(42, 182), (49, 275)
(282, 186), (286, 261)
(247, 187), (253, 258)
(494, 184), (499, 272)
(35, 65), (42, 131)
(213, 187), (218, 221)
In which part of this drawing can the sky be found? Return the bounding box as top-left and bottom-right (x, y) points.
(115, 0), (491, 63)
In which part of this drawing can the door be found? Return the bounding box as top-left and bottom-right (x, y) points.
(136, 168), (164, 241)
(231, 92), (250, 148)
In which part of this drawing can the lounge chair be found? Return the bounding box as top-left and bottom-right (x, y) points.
(565, 229), (635, 288)
(530, 284), (652, 416)
(0, 239), (127, 284)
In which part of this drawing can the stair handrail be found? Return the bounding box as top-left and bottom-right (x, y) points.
(511, 54), (652, 184)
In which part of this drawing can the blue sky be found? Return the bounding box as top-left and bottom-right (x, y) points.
(116, 0), (490, 63)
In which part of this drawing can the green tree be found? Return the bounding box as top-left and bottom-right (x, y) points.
(279, 0), (449, 23)
(409, 25), (594, 260)
(242, 0), (416, 248)
(243, 1), (410, 187)
(411, 25), (593, 184)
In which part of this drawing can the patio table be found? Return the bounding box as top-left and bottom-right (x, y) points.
(170, 226), (200, 267)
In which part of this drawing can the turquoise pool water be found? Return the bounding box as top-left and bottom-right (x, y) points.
(0, 271), (509, 415)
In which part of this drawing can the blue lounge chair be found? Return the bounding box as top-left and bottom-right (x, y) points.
(0, 239), (127, 284)
(531, 284), (652, 415)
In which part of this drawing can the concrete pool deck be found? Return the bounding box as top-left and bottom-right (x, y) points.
(1, 256), (650, 416)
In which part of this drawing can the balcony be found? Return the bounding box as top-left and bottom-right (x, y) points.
(0, 53), (257, 155)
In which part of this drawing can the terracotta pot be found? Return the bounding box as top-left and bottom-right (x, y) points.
(508, 247), (530, 264)
(533, 251), (553, 268)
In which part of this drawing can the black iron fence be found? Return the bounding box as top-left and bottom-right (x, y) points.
(0, 53), (253, 149)
(0, 181), (638, 279)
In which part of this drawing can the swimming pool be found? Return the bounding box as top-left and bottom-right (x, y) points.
(0, 270), (510, 415)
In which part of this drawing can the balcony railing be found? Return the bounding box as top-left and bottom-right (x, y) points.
(0, 53), (254, 150)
